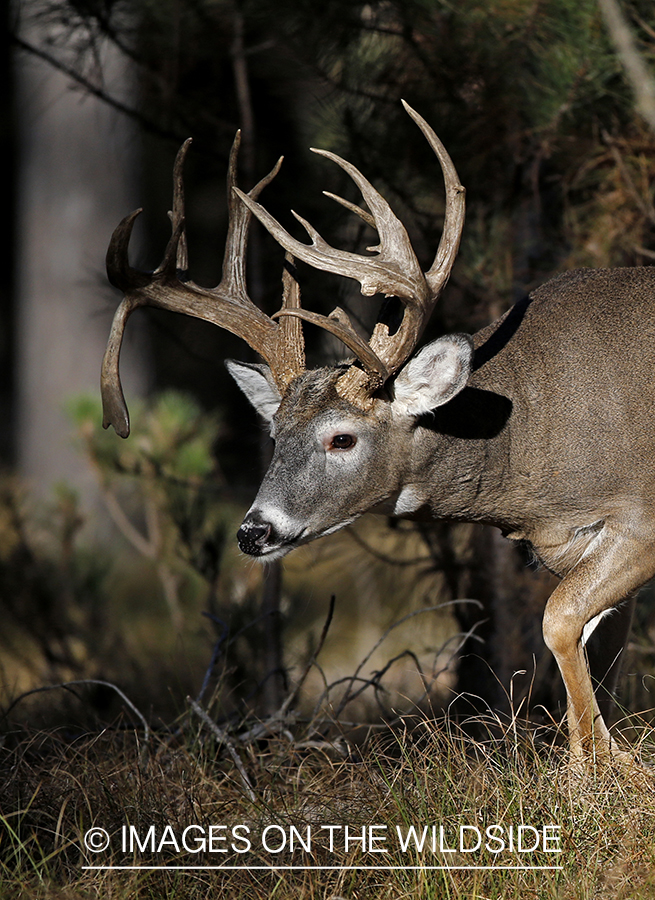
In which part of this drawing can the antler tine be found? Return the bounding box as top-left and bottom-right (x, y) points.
(101, 296), (136, 437)
(102, 133), (304, 438)
(106, 209), (148, 292)
(277, 253), (304, 377)
(401, 101), (466, 298)
(164, 136), (192, 273)
(103, 208), (155, 437)
(234, 175), (428, 305)
(323, 192), (376, 229)
(273, 306), (389, 384)
(235, 102), (465, 394)
(223, 132), (284, 297)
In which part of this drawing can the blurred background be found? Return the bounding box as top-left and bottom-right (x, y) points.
(4, 0), (655, 736)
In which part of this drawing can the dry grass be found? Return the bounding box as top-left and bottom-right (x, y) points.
(2, 702), (655, 900)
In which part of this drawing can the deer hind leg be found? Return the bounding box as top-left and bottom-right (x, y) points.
(541, 530), (655, 761)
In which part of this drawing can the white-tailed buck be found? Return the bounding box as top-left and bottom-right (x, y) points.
(103, 102), (655, 764)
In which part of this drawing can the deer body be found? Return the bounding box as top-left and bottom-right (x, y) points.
(466, 266), (655, 578)
(103, 103), (655, 763)
(238, 266), (655, 578)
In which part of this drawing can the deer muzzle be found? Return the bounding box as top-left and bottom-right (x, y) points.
(237, 505), (307, 558)
(236, 517), (273, 556)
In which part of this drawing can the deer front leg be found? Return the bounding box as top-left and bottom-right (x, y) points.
(585, 593), (636, 726)
(541, 529), (655, 762)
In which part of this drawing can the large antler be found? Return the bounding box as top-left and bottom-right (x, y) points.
(102, 133), (305, 437)
(234, 101), (465, 405)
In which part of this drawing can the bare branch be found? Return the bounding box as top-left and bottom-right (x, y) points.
(599, 0), (655, 133)
(186, 697), (257, 801)
(11, 34), (187, 145)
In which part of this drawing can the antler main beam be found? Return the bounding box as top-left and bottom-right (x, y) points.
(101, 133), (305, 438)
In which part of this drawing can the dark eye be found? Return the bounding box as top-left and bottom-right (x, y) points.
(331, 434), (356, 450)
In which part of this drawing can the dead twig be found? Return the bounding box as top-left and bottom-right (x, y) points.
(333, 599), (482, 718)
(233, 595), (337, 744)
(280, 594), (336, 718)
(186, 696), (257, 802)
(1, 679), (151, 768)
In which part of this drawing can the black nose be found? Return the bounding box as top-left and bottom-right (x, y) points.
(237, 519), (272, 556)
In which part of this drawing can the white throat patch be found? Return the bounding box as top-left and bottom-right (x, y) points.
(393, 485), (424, 516)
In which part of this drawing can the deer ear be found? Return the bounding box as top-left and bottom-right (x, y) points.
(226, 360), (282, 424)
(392, 334), (473, 417)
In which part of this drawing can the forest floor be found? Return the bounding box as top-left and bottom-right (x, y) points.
(2, 699), (655, 900)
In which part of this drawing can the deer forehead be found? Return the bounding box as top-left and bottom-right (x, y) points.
(274, 369), (390, 434)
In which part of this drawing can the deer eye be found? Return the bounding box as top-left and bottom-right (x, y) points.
(330, 434), (356, 450)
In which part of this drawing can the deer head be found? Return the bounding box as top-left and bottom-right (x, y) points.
(102, 102), (467, 559)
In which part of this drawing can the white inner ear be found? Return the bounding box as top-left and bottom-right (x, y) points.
(392, 334), (473, 417)
(226, 360), (281, 425)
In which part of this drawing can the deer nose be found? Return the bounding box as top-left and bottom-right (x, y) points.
(237, 517), (272, 556)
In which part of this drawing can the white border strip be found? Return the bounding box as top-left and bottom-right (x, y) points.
(83, 864), (563, 871)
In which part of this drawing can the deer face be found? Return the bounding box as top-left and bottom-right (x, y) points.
(229, 333), (473, 559)
(230, 365), (397, 559)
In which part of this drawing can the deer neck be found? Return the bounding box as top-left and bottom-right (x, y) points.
(390, 385), (516, 530)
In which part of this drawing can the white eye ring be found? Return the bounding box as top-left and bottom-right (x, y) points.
(330, 434), (356, 450)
